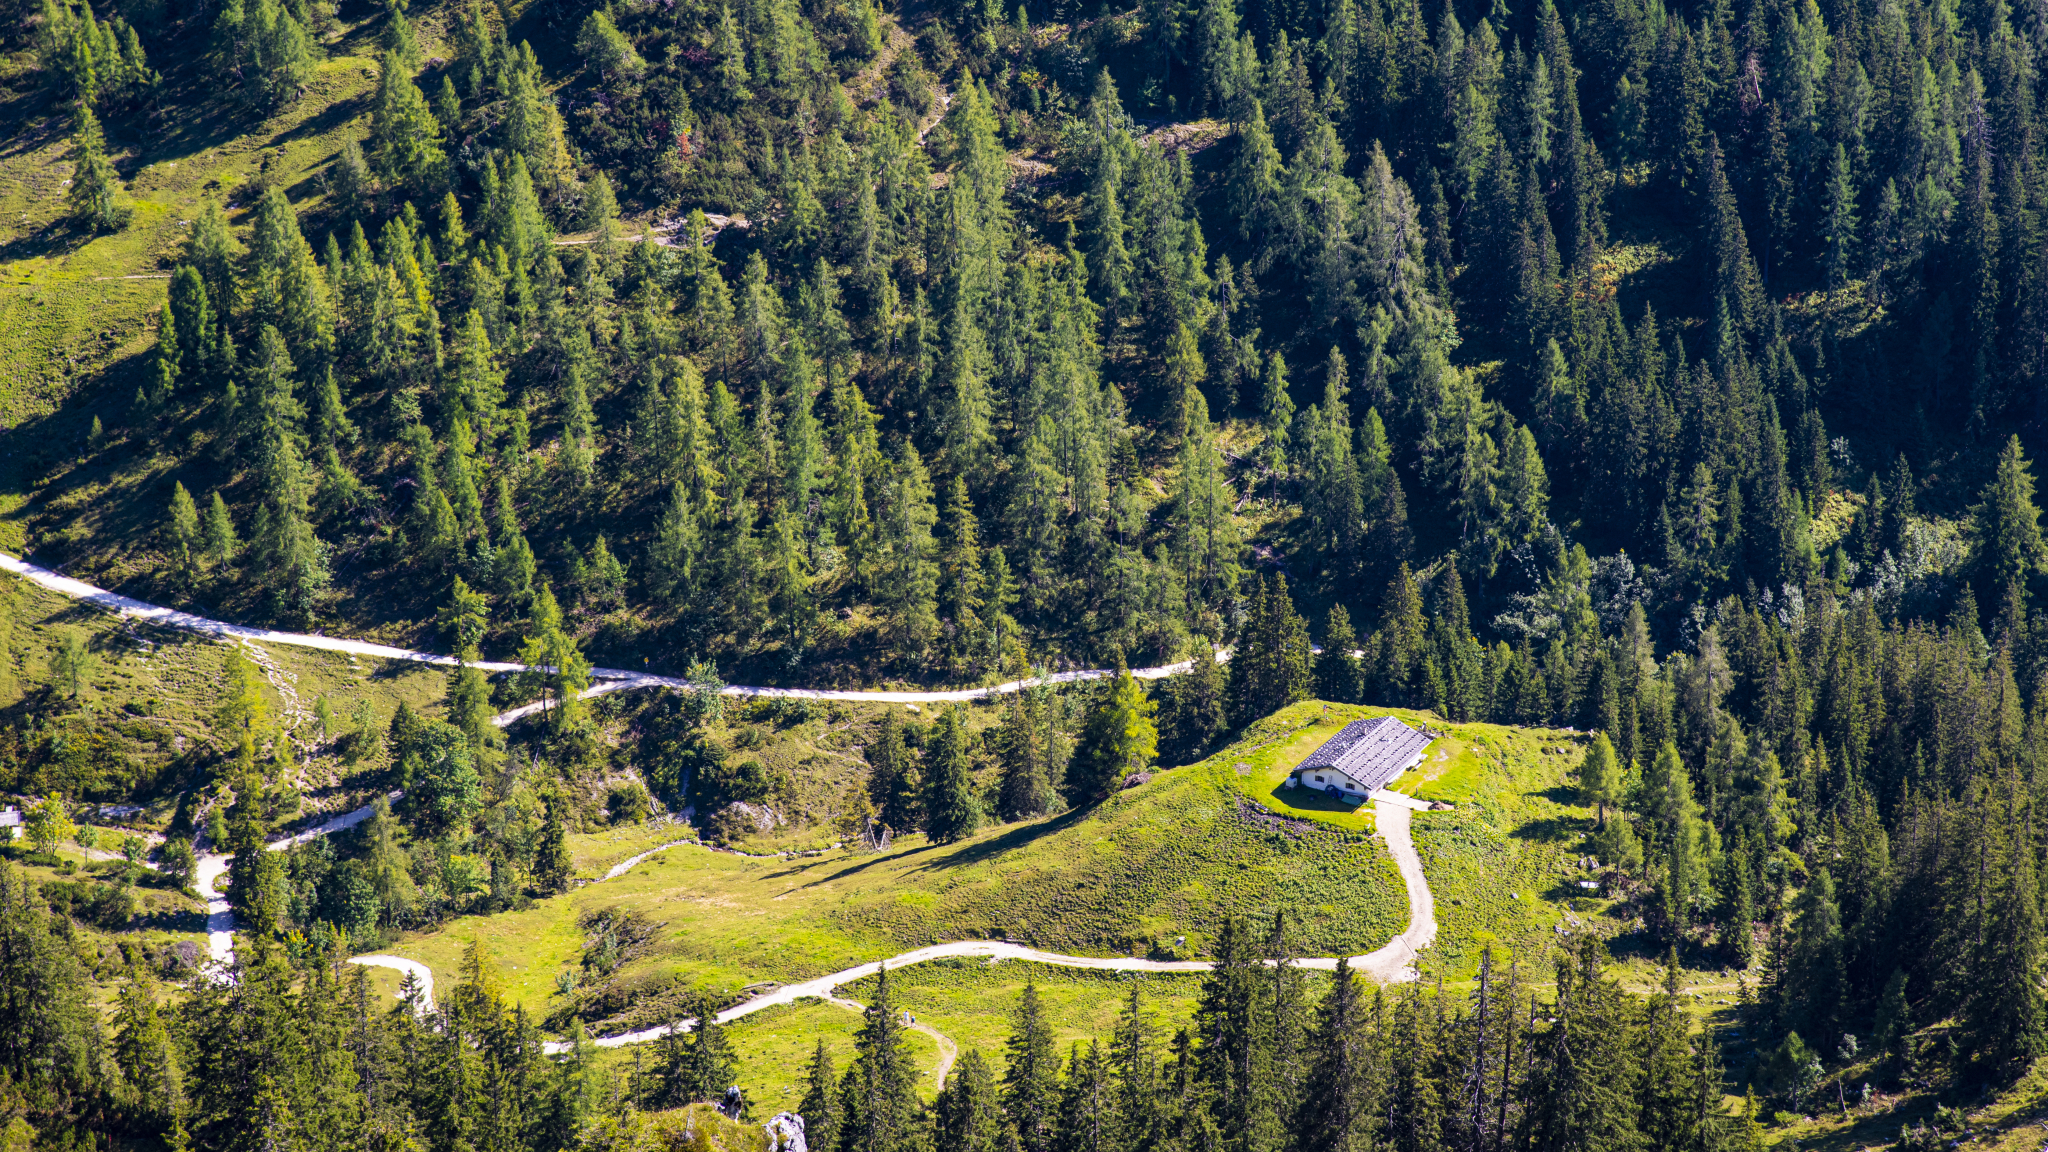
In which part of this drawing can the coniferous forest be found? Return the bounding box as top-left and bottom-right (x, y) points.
(13, 0), (2048, 1140)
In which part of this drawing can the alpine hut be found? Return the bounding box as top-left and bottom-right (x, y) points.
(1287, 716), (1432, 803)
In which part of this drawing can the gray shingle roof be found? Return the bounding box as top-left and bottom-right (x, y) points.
(1296, 717), (1433, 793)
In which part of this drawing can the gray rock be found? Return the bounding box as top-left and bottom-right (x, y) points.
(764, 1112), (807, 1152)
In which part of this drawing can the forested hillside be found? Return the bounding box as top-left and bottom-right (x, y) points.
(9, 0), (2048, 1142)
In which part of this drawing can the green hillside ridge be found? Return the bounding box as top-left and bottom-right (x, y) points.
(377, 700), (1596, 1037)
(0, 569), (462, 814)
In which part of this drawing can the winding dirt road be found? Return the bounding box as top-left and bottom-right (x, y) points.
(5, 550), (1436, 1051)
(532, 792), (1434, 1052)
(204, 790), (1434, 1057)
(0, 551), (1217, 723)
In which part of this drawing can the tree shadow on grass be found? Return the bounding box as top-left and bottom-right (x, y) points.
(800, 840), (941, 888)
(1510, 815), (1587, 843)
(906, 807), (1092, 875)
(0, 218), (100, 263)
(268, 91), (371, 151)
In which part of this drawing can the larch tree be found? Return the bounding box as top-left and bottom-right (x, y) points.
(1070, 660), (1159, 803)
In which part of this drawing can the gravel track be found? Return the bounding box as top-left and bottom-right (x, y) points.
(3, 552), (1435, 1048)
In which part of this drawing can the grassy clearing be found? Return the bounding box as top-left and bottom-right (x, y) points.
(581, 998), (940, 1117)
(569, 821), (701, 878)
(1405, 725), (1597, 981)
(382, 705), (1412, 1037)
(593, 959), (1252, 1116)
(668, 998), (943, 1114)
(841, 957), (1213, 1067)
(1211, 702), (1605, 986)
(0, 848), (209, 1006)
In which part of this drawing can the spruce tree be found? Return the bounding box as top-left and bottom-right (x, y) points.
(1290, 956), (1372, 1152)
(798, 1039), (842, 1150)
(1579, 733), (1622, 825)
(1006, 981), (1060, 1152)
(1780, 868), (1846, 1047)
(877, 438), (941, 656)
(840, 965), (919, 1152)
(1227, 573), (1314, 723)
(685, 999), (737, 1099)
(997, 691), (1054, 821)
(204, 490), (239, 564)
(1110, 984), (1160, 1147)
(167, 481), (200, 565)
(1972, 435), (2047, 602)
(866, 719), (924, 835)
(1161, 640), (1229, 762)
(66, 105), (125, 232)
(933, 1049), (1002, 1152)
(1056, 1041), (1117, 1152)
(922, 706), (982, 845)
(1317, 605), (1365, 704)
(1963, 797), (2047, 1084)
(1522, 936), (1642, 1151)
(533, 794), (569, 894)
(1717, 846), (1756, 967)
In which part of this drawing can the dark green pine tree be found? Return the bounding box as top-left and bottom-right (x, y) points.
(1006, 981), (1062, 1152)
(1161, 639), (1229, 762)
(1227, 573), (1315, 724)
(685, 999), (738, 1099)
(840, 965), (920, 1152)
(1521, 936), (1643, 1152)
(67, 105), (126, 233)
(1971, 435), (2048, 604)
(1702, 136), (1763, 349)
(1871, 970), (1915, 1078)
(0, 864), (97, 1111)
(168, 265), (215, 385)
(866, 720), (925, 835)
(1962, 785), (2047, 1084)
(1375, 562), (1428, 705)
(533, 792), (570, 894)
(1290, 957), (1376, 1152)
(1382, 992), (1444, 1152)
(933, 1048), (1003, 1152)
(798, 1039), (843, 1151)
(1195, 914), (1265, 1146)
(1056, 1041), (1117, 1152)
(1317, 604), (1365, 704)
(1779, 868), (1845, 1047)
(1070, 659), (1161, 803)
(653, 1015), (691, 1108)
(1717, 847), (1756, 967)
(1745, 399), (1809, 589)
(996, 691), (1054, 821)
(1638, 955), (1707, 1150)
(1110, 985), (1161, 1147)
(922, 705), (982, 844)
